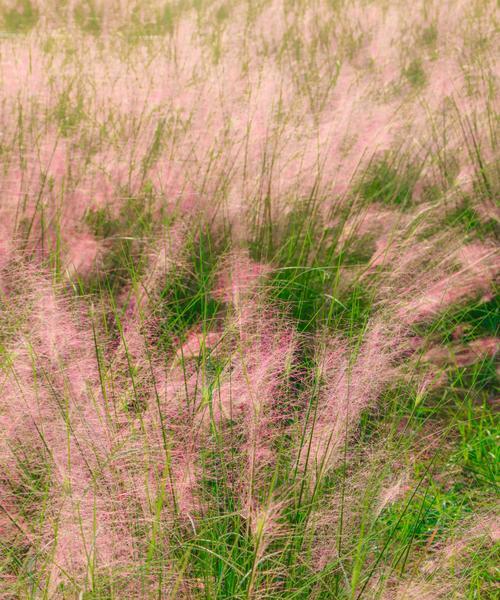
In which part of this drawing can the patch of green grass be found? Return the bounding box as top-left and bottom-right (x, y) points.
(471, 160), (499, 204)
(85, 205), (120, 239)
(185, 512), (257, 598)
(215, 4), (230, 23)
(269, 265), (331, 332)
(0, 540), (32, 587)
(459, 542), (500, 599)
(444, 199), (499, 240)
(268, 263), (372, 335)
(452, 396), (499, 490)
(158, 229), (226, 351)
(374, 475), (472, 571)
(357, 156), (420, 208)
(74, 1), (103, 36)
(251, 202), (374, 334)
(420, 24), (438, 48)
(419, 294), (499, 344)
(53, 86), (86, 137)
(337, 234), (377, 266)
(403, 58), (427, 88)
(2, 0), (39, 33)
(354, 349), (497, 579)
(7, 442), (51, 521)
(82, 191), (155, 297)
(121, 3), (177, 39)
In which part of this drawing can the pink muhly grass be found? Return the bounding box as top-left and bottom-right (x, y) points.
(174, 329), (223, 363)
(63, 230), (102, 279)
(244, 498), (287, 596)
(375, 475), (410, 518)
(398, 241), (498, 323)
(108, 305), (209, 524)
(382, 581), (451, 600)
(245, 498), (285, 550)
(336, 204), (404, 269)
(0, 0), (495, 595)
(409, 512), (500, 597)
(213, 250), (271, 307)
(112, 415), (202, 525)
(299, 320), (402, 482)
(423, 336), (498, 368)
(109, 225), (187, 382)
(436, 513), (500, 568)
(339, 205), (402, 246)
(103, 333), (205, 522)
(208, 307), (295, 425)
(202, 305), (296, 515)
(0, 274), (138, 588)
(0, 223), (13, 278)
(120, 224), (187, 320)
(112, 333), (208, 519)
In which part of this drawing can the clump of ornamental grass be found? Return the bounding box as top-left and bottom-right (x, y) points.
(0, 266), (210, 595)
(0, 270), (124, 593)
(298, 320), (404, 485)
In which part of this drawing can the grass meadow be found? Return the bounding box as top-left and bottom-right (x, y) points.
(0, 0), (498, 598)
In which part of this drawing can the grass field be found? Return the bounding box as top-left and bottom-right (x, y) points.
(0, 1), (498, 598)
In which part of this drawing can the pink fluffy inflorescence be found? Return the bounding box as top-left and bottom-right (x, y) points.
(300, 321), (402, 481)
